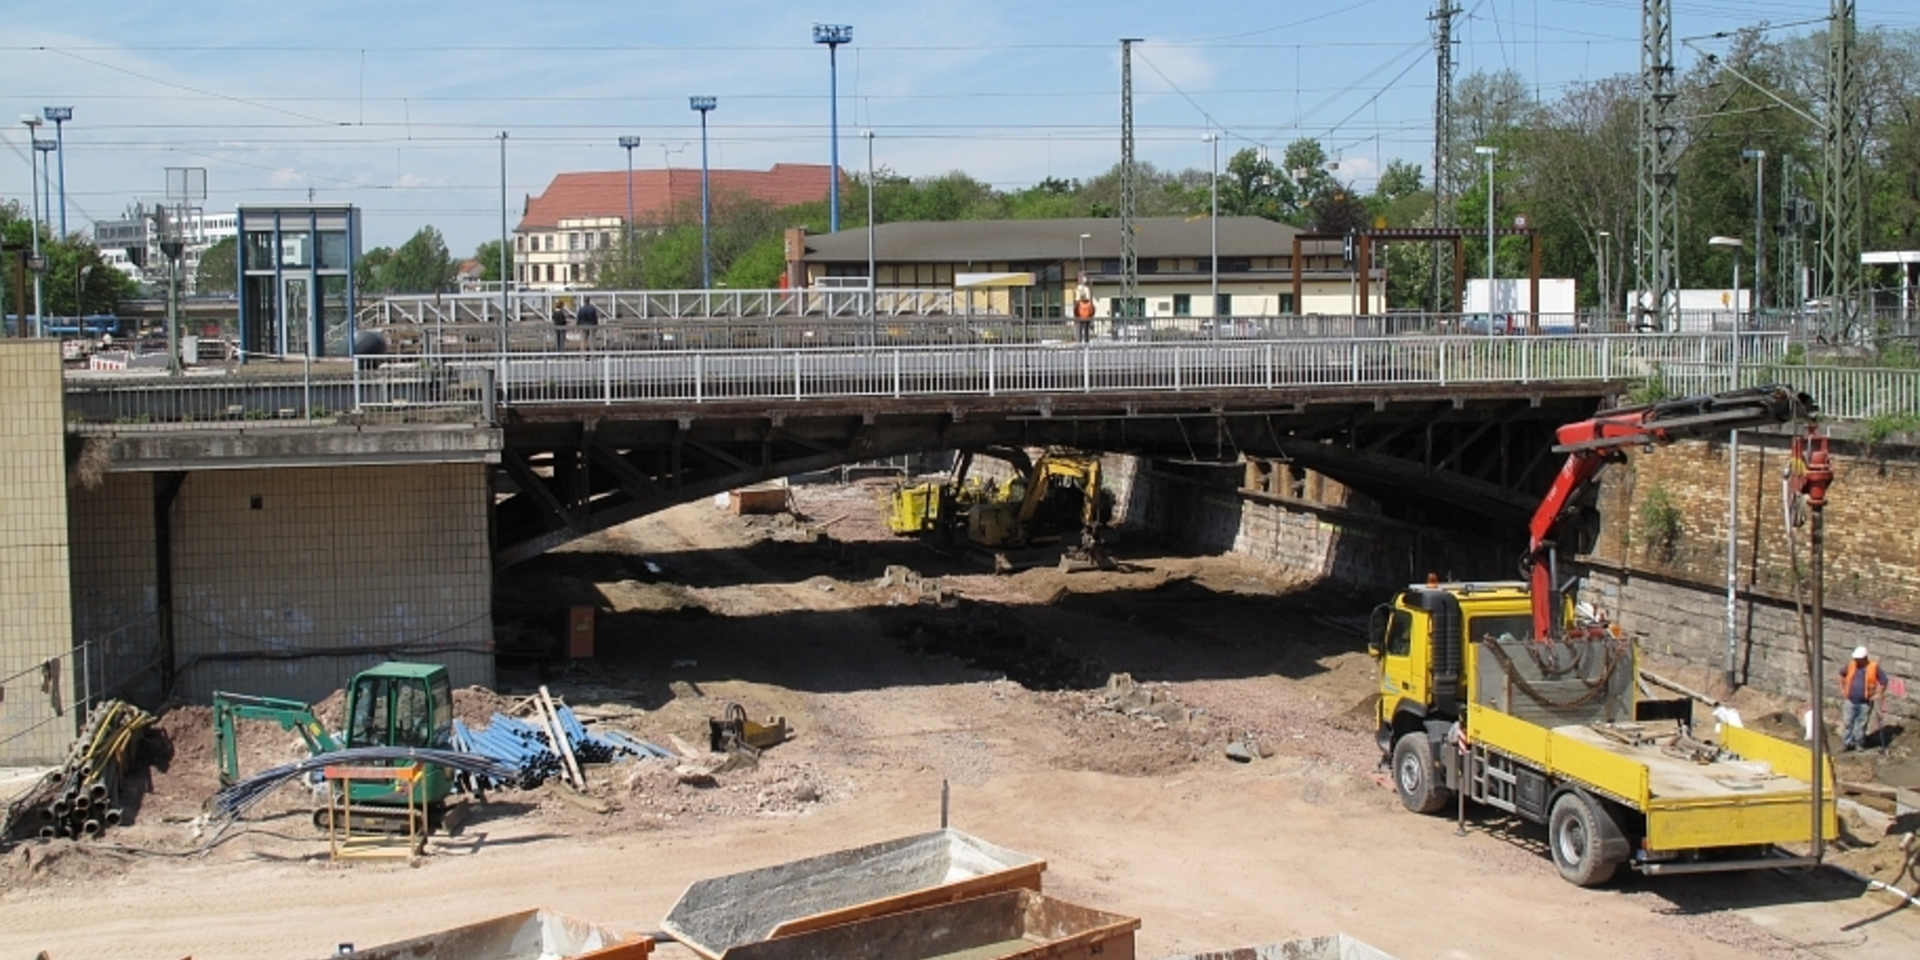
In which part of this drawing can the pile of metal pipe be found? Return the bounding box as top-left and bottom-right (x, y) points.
(451, 707), (668, 790)
(17, 700), (154, 842)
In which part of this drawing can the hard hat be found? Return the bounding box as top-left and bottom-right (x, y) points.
(1852, 645), (1868, 659)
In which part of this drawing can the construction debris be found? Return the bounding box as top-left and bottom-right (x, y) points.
(1, 699), (153, 843)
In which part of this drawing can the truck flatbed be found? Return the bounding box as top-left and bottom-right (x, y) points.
(1552, 724), (1810, 803)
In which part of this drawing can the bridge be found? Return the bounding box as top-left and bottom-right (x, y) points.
(60, 329), (1849, 568)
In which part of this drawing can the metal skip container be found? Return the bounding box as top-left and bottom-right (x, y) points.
(1155, 935), (1403, 960)
(321, 908), (653, 960)
(717, 889), (1138, 960)
(661, 828), (1046, 959)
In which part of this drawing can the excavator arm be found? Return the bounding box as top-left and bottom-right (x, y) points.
(1527, 384), (1814, 640)
(212, 691), (343, 786)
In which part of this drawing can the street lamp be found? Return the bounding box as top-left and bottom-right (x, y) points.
(1474, 146), (1497, 331)
(1596, 229), (1611, 324)
(491, 129), (499, 351)
(863, 130), (876, 319)
(1708, 236), (1744, 318)
(812, 24), (853, 233)
(1741, 149), (1766, 319)
(618, 135), (642, 265)
(22, 115), (44, 334)
(43, 107), (71, 238)
(1203, 132), (1220, 334)
(690, 97), (717, 288)
(75, 264), (93, 319)
(1706, 232), (1746, 690)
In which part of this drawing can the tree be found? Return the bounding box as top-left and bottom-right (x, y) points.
(195, 236), (237, 295)
(382, 226), (456, 293)
(358, 246), (395, 295)
(1374, 160), (1424, 201)
(473, 239), (513, 285)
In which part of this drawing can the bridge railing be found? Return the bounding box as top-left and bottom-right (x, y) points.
(1660, 361), (1920, 422)
(473, 332), (1789, 406)
(63, 359), (491, 430)
(360, 288), (962, 327)
(73, 331), (1920, 427)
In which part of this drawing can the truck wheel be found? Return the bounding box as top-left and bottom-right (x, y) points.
(1392, 732), (1450, 814)
(1549, 792), (1620, 887)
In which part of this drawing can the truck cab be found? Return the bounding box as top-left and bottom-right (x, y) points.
(1372, 580), (1534, 755)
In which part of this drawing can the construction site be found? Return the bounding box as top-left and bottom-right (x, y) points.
(4, 424), (1920, 958)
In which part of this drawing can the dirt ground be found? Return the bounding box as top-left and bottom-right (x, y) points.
(4, 476), (1919, 960)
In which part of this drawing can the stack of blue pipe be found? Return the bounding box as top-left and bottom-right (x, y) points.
(452, 708), (673, 789)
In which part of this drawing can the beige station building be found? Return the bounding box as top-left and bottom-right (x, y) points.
(791, 217), (1384, 321)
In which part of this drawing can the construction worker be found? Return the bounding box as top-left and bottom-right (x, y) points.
(1071, 273), (1094, 343)
(1838, 645), (1885, 752)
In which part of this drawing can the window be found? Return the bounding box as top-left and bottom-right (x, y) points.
(569, 233), (581, 251)
(1172, 294), (1192, 316)
(1139, 258), (1159, 274)
(600, 232), (611, 249)
(543, 235), (554, 252)
(544, 264), (554, 282)
(1386, 610), (1413, 656)
(1215, 294), (1232, 317)
(516, 236), (525, 252)
(1279, 293), (1296, 313)
(1470, 615), (1534, 646)
(1221, 257), (1251, 274)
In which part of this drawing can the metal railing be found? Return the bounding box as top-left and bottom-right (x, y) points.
(360, 287), (962, 327)
(468, 332), (1786, 406)
(67, 331), (1920, 427)
(63, 358), (491, 430)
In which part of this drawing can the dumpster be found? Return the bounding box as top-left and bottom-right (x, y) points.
(662, 828), (1045, 958)
(325, 908), (652, 960)
(719, 890), (1137, 960)
(1155, 935), (1401, 960)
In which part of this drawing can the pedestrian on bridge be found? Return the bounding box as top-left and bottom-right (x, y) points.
(575, 298), (599, 352)
(1072, 273), (1094, 344)
(551, 300), (569, 351)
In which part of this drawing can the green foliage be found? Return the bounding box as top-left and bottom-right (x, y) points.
(720, 237), (789, 289)
(1625, 367), (1672, 405)
(472, 239), (512, 284)
(195, 236), (237, 295)
(1859, 411), (1920, 446)
(368, 226), (455, 294)
(1635, 483), (1684, 562)
(0, 201), (138, 315)
(1374, 160), (1423, 201)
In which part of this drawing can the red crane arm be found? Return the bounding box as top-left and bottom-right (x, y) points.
(1526, 384), (1813, 640)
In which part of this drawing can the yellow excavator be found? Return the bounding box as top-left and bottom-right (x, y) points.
(888, 448), (1114, 573)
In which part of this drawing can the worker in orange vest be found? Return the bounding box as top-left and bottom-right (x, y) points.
(1838, 645), (1886, 752)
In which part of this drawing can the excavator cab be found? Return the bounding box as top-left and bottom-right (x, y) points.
(347, 662), (452, 750)
(342, 662), (454, 815)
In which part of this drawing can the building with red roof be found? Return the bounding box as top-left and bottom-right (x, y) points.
(514, 163), (833, 290)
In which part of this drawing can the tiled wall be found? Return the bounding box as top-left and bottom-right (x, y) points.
(0, 341), (78, 764)
(168, 462), (494, 703)
(66, 470), (163, 709)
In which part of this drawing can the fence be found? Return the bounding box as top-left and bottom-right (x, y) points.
(64, 331), (1920, 426)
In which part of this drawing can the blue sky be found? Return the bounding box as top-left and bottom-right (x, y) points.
(4, 1), (1917, 253)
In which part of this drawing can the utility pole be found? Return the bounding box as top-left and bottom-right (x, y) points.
(1120, 39), (1143, 324)
(1430, 0), (1457, 312)
(1636, 0), (1679, 331)
(1820, 0), (1864, 338)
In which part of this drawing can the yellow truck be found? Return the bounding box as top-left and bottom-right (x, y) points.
(1371, 385), (1837, 886)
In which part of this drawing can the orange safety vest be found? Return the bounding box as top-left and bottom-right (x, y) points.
(1840, 660), (1883, 700)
